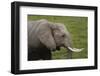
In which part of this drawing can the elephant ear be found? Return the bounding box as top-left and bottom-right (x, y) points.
(37, 21), (56, 51)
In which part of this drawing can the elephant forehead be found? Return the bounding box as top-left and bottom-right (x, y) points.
(55, 23), (66, 31)
(54, 30), (65, 36)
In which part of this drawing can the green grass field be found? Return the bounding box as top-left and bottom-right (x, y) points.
(28, 15), (88, 59)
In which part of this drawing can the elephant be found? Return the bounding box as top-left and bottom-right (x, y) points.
(28, 19), (83, 60)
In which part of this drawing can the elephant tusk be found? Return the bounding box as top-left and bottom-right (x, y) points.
(68, 47), (84, 52)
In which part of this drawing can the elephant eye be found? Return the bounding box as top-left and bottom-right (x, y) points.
(62, 34), (65, 37)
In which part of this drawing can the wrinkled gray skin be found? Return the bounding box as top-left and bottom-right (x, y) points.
(28, 19), (73, 60)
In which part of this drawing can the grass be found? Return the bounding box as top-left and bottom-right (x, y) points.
(28, 15), (88, 59)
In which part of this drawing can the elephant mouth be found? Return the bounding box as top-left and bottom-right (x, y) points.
(56, 46), (60, 50)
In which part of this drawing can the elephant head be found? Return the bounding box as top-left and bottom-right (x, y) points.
(37, 19), (84, 52)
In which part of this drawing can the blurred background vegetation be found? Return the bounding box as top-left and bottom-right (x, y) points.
(28, 15), (88, 59)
